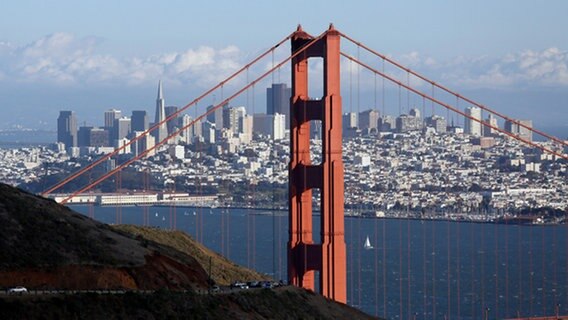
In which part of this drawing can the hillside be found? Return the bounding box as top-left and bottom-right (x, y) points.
(113, 225), (270, 286)
(0, 183), (209, 290)
(0, 288), (378, 320)
(0, 182), (379, 319)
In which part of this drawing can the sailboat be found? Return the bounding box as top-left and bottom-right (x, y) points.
(363, 235), (374, 250)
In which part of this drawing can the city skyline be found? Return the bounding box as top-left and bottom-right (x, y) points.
(0, 1), (567, 135)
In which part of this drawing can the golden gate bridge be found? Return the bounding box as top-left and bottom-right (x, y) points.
(41, 25), (568, 319)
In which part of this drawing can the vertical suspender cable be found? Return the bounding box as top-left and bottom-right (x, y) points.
(456, 219), (461, 318)
(407, 216), (411, 318)
(399, 218), (403, 319)
(432, 220), (436, 318)
(495, 222), (499, 317)
(447, 220), (451, 319)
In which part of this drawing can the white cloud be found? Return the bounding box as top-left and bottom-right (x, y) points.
(1, 33), (567, 91)
(0, 33), (245, 88)
(416, 47), (568, 88)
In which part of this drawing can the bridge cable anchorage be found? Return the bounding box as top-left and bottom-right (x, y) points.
(339, 52), (568, 161)
(41, 32), (295, 198)
(55, 31), (327, 205)
(338, 32), (568, 148)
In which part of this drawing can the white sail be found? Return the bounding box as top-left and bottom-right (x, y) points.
(364, 235), (374, 250)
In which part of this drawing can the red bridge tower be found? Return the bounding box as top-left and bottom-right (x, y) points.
(288, 25), (346, 303)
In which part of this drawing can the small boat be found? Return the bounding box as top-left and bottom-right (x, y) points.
(162, 216), (165, 221)
(193, 211), (197, 216)
(155, 212), (159, 217)
(363, 235), (374, 250)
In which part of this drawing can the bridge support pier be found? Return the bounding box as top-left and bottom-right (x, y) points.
(288, 25), (346, 303)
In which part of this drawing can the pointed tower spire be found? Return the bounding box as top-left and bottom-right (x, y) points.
(157, 80), (163, 100)
(154, 80), (167, 143)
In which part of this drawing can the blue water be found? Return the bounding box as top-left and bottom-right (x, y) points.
(70, 205), (568, 319)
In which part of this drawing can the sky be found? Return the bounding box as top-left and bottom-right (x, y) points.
(0, 0), (567, 136)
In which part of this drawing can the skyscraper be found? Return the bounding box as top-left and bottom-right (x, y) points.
(164, 106), (179, 135)
(131, 110), (148, 132)
(104, 109), (122, 145)
(267, 83), (291, 128)
(207, 103), (225, 130)
(342, 112), (358, 131)
(464, 107), (482, 136)
(104, 109), (121, 128)
(115, 117), (131, 141)
(57, 111), (77, 149)
(153, 80), (168, 143)
(359, 109), (379, 130)
(505, 119), (533, 142)
(483, 114), (498, 137)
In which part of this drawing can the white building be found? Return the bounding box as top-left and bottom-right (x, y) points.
(253, 113), (286, 140)
(464, 107), (482, 136)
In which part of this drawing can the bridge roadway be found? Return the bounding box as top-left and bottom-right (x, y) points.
(0, 285), (268, 297)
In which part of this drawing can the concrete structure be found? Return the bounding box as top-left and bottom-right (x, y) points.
(505, 119), (533, 142)
(425, 115), (447, 133)
(464, 106), (482, 136)
(131, 110), (148, 132)
(396, 114), (421, 132)
(483, 114), (499, 137)
(207, 103), (225, 131)
(57, 111), (77, 149)
(164, 106), (179, 135)
(104, 109), (121, 128)
(115, 117), (131, 141)
(289, 25), (346, 303)
(267, 83), (291, 128)
(342, 112), (358, 131)
(358, 109), (379, 131)
(253, 113), (286, 140)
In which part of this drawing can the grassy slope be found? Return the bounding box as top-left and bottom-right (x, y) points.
(113, 225), (271, 286)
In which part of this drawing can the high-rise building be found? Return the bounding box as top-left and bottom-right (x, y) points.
(165, 106), (179, 135)
(239, 114), (254, 144)
(153, 80), (168, 143)
(180, 114), (193, 144)
(104, 109), (122, 145)
(483, 114), (499, 137)
(77, 126), (93, 147)
(425, 115), (447, 133)
(207, 103), (225, 130)
(379, 115), (395, 132)
(89, 127), (109, 147)
(359, 109), (379, 130)
(464, 107), (482, 136)
(104, 109), (121, 128)
(131, 131), (155, 157)
(396, 114), (421, 132)
(223, 106), (240, 133)
(253, 113), (285, 140)
(202, 121), (216, 144)
(115, 117), (131, 141)
(505, 119), (533, 142)
(267, 83), (291, 128)
(57, 111), (77, 149)
(342, 112), (358, 131)
(131, 110), (148, 132)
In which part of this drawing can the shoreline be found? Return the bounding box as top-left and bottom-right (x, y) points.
(67, 203), (565, 226)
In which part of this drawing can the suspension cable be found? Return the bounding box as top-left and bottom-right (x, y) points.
(42, 32), (295, 197)
(340, 52), (568, 161)
(56, 31), (327, 204)
(339, 32), (568, 148)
